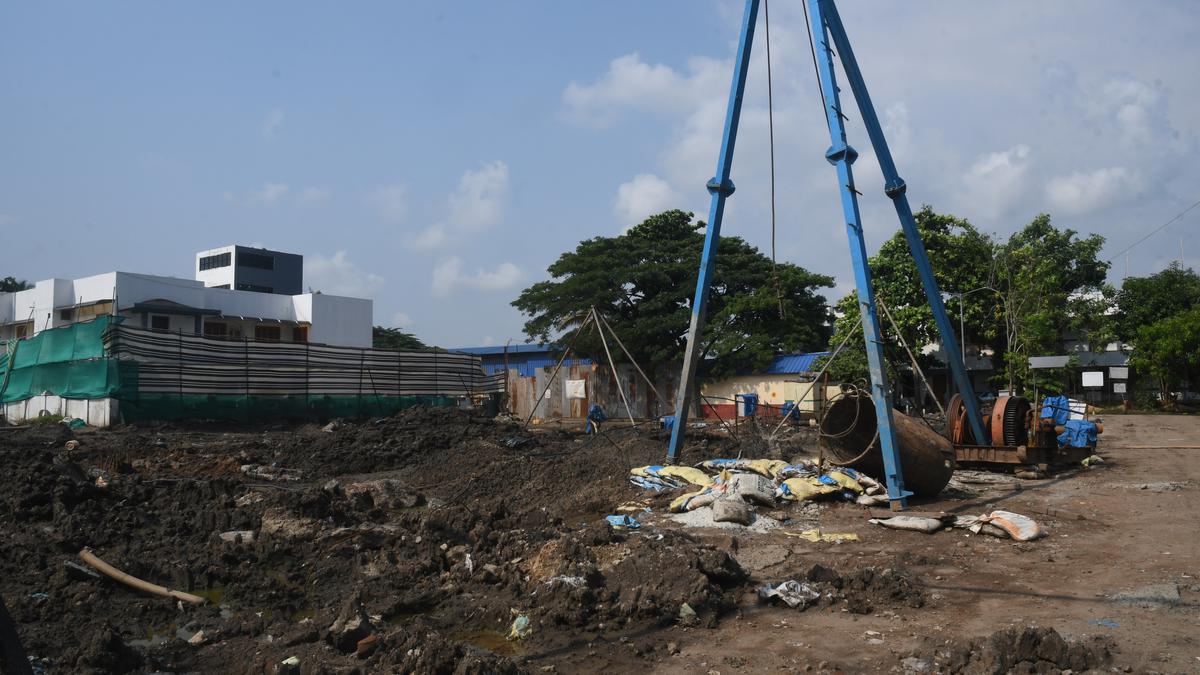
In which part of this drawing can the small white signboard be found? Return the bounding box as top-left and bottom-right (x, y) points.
(1081, 371), (1104, 388)
(565, 379), (586, 399)
(1110, 367), (1129, 380)
(1113, 382), (1127, 394)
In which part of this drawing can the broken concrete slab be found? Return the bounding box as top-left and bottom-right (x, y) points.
(1112, 583), (1181, 608)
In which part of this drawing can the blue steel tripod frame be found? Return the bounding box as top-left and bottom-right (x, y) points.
(666, 0), (986, 509)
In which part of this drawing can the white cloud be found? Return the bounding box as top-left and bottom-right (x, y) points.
(1046, 167), (1143, 215)
(306, 251), (385, 298)
(370, 182), (408, 222)
(296, 186), (332, 204)
(960, 145), (1032, 220)
(404, 161), (511, 251)
(250, 182), (290, 204)
(432, 257), (522, 298)
(262, 107), (284, 140)
(563, 53), (726, 126)
(391, 312), (413, 328)
(614, 174), (681, 228)
(407, 224), (449, 251)
(448, 161), (510, 230)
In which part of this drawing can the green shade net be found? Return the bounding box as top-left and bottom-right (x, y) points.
(1, 316), (126, 403)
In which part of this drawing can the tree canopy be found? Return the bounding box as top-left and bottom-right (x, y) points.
(1112, 262), (1200, 342)
(820, 208), (1110, 395)
(0, 277), (31, 293)
(1129, 304), (1200, 404)
(372, 326), (429, 351)
(512, 209), (834, 375)
(822, 207), (997, 382)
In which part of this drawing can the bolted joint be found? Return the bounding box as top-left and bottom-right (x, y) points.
(824, 143), (859, 166)
(706, 177), (736, 196)
(884, 177), (907, 199)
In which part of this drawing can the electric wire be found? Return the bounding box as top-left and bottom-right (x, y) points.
(1106, 197), (1200, 262)
(801, 0), (831, 134)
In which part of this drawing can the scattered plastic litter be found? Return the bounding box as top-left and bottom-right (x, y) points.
(678, 603), (697, 623)
(785, 529), (859, 543)
(1088, 618), (1119, 628)
(605, 514), (640, 530)
(1082, 454), (1105, 467)
(507, 614), (531, 641)
(759, 580), (821, 608)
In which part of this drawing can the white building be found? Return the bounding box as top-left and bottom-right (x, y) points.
(0, 255), (372, 348)
(195, 245), (304, 295)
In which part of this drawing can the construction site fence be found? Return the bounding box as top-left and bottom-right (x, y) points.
(1, 316), (503, 423)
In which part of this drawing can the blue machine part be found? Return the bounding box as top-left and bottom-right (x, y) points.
(661, 415), (676, 432)
(1058, 419), (1098, 448)
(1041, 395), (1071, 426)
(738, 393), (759, 417)
(667, 0), (761, 462)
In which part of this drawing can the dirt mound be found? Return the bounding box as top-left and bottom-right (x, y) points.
(0, 408), (751, 673)
(927, 626), (1114, 674)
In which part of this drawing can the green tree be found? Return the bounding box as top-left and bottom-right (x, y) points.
(992, 214), (1110, 392)
(1129, 305), (1200, 406)
(0, 277), (31, 292)
(372, 326), (428, 351)
(819, 209), (1111, 396)
(821, 207), (998, 382)
(1112, 262), (1200, 342)
(512, 209), (834, 376)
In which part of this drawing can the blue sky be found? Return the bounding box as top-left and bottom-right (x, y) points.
(4, 1), (1199, 347)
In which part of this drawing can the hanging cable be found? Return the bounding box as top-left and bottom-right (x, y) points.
(764, 0), (785, 319)
(801, 0), (831, 133)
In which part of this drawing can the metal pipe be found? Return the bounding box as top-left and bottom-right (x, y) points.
(819, 393), (954, 497)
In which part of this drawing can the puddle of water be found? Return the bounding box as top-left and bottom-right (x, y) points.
(128, 624), (177, 649)
(288, 608), (316, 622)
(454, 629), (523, 657)
(193, 586), (226, 605)
(384, 605), (431, 625)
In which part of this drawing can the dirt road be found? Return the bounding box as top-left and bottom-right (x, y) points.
(0, 411), (1196, 673)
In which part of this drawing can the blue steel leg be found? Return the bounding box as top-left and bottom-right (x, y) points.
(818, 0), (987, 446)
(666, 0), (760, 463)
(808, 0), (910, 508)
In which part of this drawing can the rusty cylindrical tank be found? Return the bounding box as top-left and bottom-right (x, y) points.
(818, 393), (955, 497)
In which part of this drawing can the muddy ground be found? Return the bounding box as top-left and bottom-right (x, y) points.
(0, 409), (1197, 674)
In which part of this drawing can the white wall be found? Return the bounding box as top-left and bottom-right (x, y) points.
(2, 271), (372, 348)
(195, 245), (235, 289)
(305, 293), (372, 348)
(3, 395), (117, 427)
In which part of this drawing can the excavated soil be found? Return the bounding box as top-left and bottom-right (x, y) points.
(2, 410), (1196, 673)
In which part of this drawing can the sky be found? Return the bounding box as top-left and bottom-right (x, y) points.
(3, 1), (1199, 348)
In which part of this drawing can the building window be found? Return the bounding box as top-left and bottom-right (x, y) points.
(254, 325), (281, 342)
(238, 252), (275, 270)
(14, 322), (32, 339)
(199, 252), (232, 270)
(59, 309), (74, 321)
(150, 315), (170, 331)
(236, 283), (273, 293)
(292, 326), (309, 343)
(204, 322), (228, 338)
